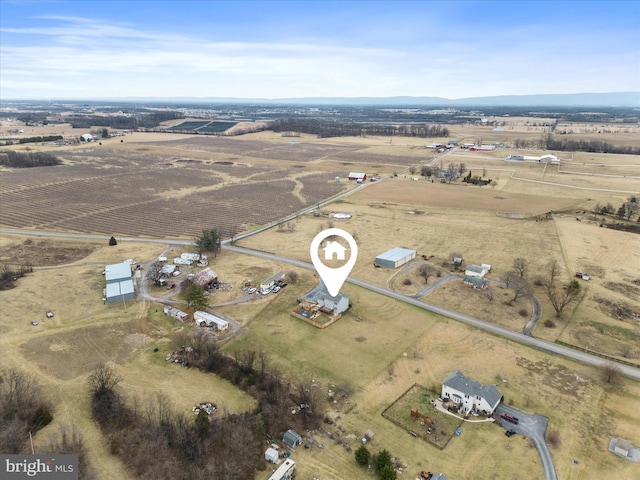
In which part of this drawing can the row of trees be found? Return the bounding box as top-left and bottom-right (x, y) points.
(67, 111), (183, 129)
(0, 264), (33, 290)
(0, 150), (61, 168)
(88, 331), (325, 478)
(594, 197), (639, 222)
(512, 134), (640, 155)
(270, 118), (449, 138)
(355, 446), (397, 480)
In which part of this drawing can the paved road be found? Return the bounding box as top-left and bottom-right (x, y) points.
(496, 403), (557, 480)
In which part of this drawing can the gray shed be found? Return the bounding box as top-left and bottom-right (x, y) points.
(283, 429), (302, 448)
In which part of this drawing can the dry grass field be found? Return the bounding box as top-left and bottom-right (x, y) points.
(1, 122), (639, 479)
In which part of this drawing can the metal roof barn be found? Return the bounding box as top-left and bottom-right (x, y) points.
(104, 262), (134, 303)
(375, 247), (417, 269)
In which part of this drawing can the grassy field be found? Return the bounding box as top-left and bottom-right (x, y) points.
(1, 123), (639, 479)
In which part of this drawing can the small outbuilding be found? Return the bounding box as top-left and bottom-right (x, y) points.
(375, 247), (417, 269)
(265, 447), (279, 463)
(283, 429), (302, 449)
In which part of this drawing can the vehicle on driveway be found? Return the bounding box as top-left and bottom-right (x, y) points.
(31, 320), (39, 326)
(505, 429), (517, 437)
(501, 412), (519, 424)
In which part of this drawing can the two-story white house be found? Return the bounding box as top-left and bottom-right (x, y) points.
(441, 370), (502, 415)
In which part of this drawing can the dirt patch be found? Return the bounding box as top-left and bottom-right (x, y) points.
(593, 296), (640, 324)
(603, 282), (640, 301)
(515, 357), (587, 398)
(0, 239), (96, 266)
(20, 319), (153, 380)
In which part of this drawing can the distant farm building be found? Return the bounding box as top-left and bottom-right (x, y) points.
(103, 262), (134, 304)
(348, 172), (367, 182)
(194, 267), (218, 288)
(81, 133), (94, 142)
(267, 458), (296, 480)
(194, 311), (229, 331)
(163, 305), (190, 322)
(506, 153), (559, 164)
(375, 247), (417, 269)
(469, 144), (495, 151)
(160, 264), (177, 277)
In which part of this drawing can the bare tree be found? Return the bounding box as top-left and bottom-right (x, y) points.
(409, 165), (416, 175)
(417, 265), (436, 284)
(421, 166), (432, 178)
(593, 201), (602, 218)
(601, 362), (623, 387)
(288, 270), (299, 284)
(88, 363), (122, 398)
(504, 271), (517, 289)
(512, 258), (528, 278)
(625, 196), (638, 221)
(484, 287), (494, 302)
(545, 260), (561, 287)
(546, 279), (581, 317)
(510, 277), (530, 302)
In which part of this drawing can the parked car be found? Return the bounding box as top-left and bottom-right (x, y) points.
(248, 287), (257, 294)
(273, 286), (281, 293)
(505, 429), (517, 437)
(500, 413), (519, 424)
(31, 320), (39, 326)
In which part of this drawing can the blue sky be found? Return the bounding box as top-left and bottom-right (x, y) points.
(1, 0), (639, 99)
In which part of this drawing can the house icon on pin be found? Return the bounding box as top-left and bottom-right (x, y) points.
(323, 240), (348, 261)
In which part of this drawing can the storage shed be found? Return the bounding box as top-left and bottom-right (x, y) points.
(283, 429), (302, 449)
(194, 267), (218, 288)
(265, 447), (279, 463)
(374, 247), (417, 269)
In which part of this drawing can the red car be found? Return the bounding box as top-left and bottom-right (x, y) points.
(500, 412), (519, 424)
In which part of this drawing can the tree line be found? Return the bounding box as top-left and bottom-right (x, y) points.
(0, 150), (61, 168)
(270, 118), (449, 138)
(88, 330), (325, 478)
(512, 134), (640, 155)
(67, 111), (183, 130)
(0, 264), (33, 290)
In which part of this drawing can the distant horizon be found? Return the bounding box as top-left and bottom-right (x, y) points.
(1, 1), (639, 100)
(2, 92), (639, 108)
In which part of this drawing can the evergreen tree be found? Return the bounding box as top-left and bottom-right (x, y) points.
(354, 444), (370, 466)
(186, 284), (209, 310)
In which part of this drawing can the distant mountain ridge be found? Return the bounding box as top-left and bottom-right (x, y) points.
(97, 92), (639, 107)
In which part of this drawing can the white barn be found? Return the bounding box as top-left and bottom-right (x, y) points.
(375, 247), (417, 269)
(441, 370), (502, 415)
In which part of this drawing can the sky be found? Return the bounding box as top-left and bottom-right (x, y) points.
(1, 0), (639, 100)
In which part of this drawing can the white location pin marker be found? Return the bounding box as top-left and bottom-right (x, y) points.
(310, 228), (358, 297)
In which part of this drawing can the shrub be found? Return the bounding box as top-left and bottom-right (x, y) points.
(543, 319), (556, 328)
(546, 430), (561, 449)
(402, 278), (412, 286)
(518, 308), (529, 317)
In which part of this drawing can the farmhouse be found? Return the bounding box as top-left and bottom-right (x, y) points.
(375, 247), (417, 269)
(441, 370), (502, 415)
(194, 311), (229, 331)
(103, 262), (134, 304)
(302, 281), (349, 315)
(464, 264), (490, 278)
(463, 275), (489, 290)
(261, 271), (285, 291)
(348, 172), (367, 182)
(163, 305), (189, 322)
(267, 459), (296, 480)
(193, 267), (218, 288)
(283, 429), (302, 449)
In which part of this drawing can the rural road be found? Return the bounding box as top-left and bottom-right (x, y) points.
(2, 227), (639, 381)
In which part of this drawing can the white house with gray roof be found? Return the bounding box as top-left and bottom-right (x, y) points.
(441, 370), (502, 415)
